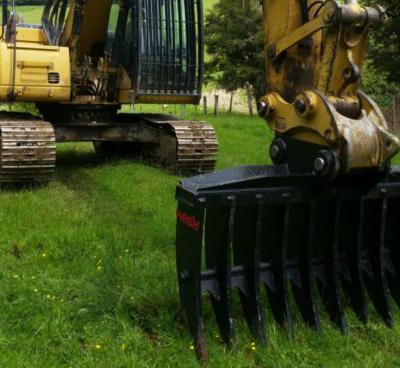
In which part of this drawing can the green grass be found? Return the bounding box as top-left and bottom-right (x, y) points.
(16, 5), (44, 24)
(1, 109), (400, 368)
(204, 0), (219, 14)
(0, 111), (267, 368)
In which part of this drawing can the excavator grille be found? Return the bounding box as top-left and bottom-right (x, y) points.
(176, 165), (400, 362)
(131, 0), (203, 98)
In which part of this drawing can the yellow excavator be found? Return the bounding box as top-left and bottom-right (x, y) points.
(0, 0), (218, 183)
(176, 0), (400, 361)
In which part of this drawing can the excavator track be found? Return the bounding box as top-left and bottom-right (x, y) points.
(0, 113), (56, 184)
(40, 106), (219, 176)
(88, 113), (219, 175)
(141, 115), (218, 174)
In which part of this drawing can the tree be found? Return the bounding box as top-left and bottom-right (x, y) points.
(204, 0), (265, 99)
(364, 0), (400, 85)
(205, 0), (399, 107)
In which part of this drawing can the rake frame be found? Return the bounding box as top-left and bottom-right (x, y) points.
(176, 164), (400, 362)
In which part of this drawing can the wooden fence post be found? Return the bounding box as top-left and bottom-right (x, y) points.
(203, 96), (208, 115)
(245, 83), (254, 116)
(214, 95), (219, 116)
(229, 92), (234, 114)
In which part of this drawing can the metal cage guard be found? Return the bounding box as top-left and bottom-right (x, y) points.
(131, 0), (203, 99)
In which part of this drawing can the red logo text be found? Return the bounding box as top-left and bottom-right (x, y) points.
(177, 210), (200, 231)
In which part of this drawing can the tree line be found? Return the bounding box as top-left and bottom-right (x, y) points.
(205, 0), (400, 107)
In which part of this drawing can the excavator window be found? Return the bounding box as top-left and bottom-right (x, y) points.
(105, 4), (119, 53)
(1, 1), (5, 27)
(121, 10), (134, 71)
(42, 0), (69, 45)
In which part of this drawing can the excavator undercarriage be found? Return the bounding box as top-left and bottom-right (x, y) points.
(0, 108), (218, 183)
(55, 111), (218, 174)
(176, 0), (400, 362)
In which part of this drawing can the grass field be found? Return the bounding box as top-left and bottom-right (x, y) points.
(1, 108), (400, 368)
(2, 3), (400, 368)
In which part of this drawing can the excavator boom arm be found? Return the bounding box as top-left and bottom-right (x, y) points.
(258, 0), (399, 178)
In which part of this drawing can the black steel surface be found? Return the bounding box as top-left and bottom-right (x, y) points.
(176, 164), (400, 361)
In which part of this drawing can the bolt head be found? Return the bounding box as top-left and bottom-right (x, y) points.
(180, 270), (190, 282)
(323, 9), (334, 23)
(314, 157), (326, 172)
(294, 98), (307, 115)
(268, 45), (276, 58)
(257, 101), (268, 117)
(270, 144), (280, 159)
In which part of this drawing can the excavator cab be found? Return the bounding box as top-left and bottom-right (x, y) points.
(41, 0), (203, 103)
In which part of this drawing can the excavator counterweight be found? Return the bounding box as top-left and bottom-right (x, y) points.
(176, 0), (400, 361)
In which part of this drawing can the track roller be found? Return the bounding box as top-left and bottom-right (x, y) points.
(176, 165), (400, 361)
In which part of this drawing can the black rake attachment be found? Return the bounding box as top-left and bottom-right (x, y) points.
(175, 165), (400, 362)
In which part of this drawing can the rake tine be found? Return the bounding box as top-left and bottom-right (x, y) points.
(362, 197), (393, 327)
(316, 200), (347, 333)
(232, 197), (266, 343)
(338, 200), (368, 323)
(205, 198), (236, 346)
(261, 197), (294, 334)
(385, 198), (400, 308)
(290, 201), (321, 330)
(176, 200), (208, 362)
